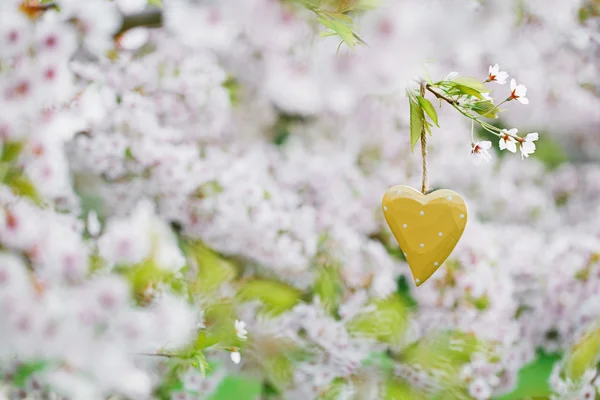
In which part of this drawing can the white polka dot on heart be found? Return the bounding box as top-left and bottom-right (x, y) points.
(438, 232), (443, 236)
(434, 262), (439, 266)
(420, 243), (424, 248)
(403, 224), (407, 228)
(460, 214), (465, 219)
(420, 211), (424, 216)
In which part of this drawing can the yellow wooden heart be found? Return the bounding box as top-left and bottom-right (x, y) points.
(382, 185), (468, 286)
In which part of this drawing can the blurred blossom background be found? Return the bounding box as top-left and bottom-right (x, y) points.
(1, 0), (600, 399)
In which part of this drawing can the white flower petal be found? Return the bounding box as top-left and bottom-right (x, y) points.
(230, 351), (241, 364)
(506, 141), (517, 153)
(480, 141), (492, 149)
(526, 132), (539, 141)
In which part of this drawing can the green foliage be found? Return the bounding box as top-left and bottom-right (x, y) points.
(401, 331), (485, 376)
(237, 279), (302, 316)
(469, 100), (499, 119)
(450, 76), (490, 93)
(319, 377), (353, 400)
(531, 135), (568, 170)
(115, 259), (187, 303)
(408, 94), (425, 152)
(5, 174), (43, 205)
(184, 241), (236, 295)
(291, 0), (375, 48)
(564, 326), (600, 381)
(385, 379), (427, 400)
(223, 75), (241, 106)
(195, 302), (238, 349)
(347, 293), (408, 346)
(1, 141), (24, 163)
(416, 95), (439, 128)
(11, 361), (47, 388)
(313, 264), (343, 316)
(496, 351), (561, 400)
(210, 375), (262, 400)
(396, 275), (418, 309)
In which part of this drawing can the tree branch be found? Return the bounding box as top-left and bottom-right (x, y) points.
(33, 3), (164, 37)
(425, 84), (459, 105)
(115, 8), (163, 37)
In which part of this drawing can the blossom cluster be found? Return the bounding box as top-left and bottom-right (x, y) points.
(0, 0), (600, 399)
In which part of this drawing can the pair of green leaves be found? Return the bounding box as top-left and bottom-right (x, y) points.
(408, 75), (499, 151)
(408, 91), (439, 152)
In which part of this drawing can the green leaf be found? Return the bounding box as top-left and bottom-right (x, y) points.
(452, 84), (484, 100)
(451, 76), (490, 93)
(185, 241), (236, 294)
(313, 265), (343, 316)
(347, 293), (408, 346)
(1, 141), (24, 163)
(565, 327), (600, 381)
(320, 30), (339, 37)
(210, 375), (262, 400)
(416, 95), (439, 127)
(316, 16), (355, 48)
(470, 100), (498, 119)
(385, 379), (427, 400)
(7, 175), (43, 205)
(124, 147), (135, 161)
(495, 351), (560, 400)
(324, 11), (353, 24)
(12, 362), (47, 387)
(409, 96), (425, 153)
(237, 279), (302, 316)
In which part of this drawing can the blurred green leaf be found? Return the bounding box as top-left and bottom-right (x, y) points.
(347, 293), (408, 346)
(12, 361), (47, 388)
(496, 351), (560, 400)
(416, 95), (439, 128)
(385, 379), (427, 400)
(470, 100), (498, 119)
(195, 302), (238, 349)
(316, 16), (355, 47)
(313, 265), (343, 316)
(396, 275), (418, 309)
(565, 326), (600, 381)
(237, 279), (302, 316)
(409, 95), (425, 153)
(531, 136), (568, 170)
(264, 353), (295, 391)
(451, 84), (485, 100)
(185, 241), (236, 295)
(1, 141), (24, 163)
(6, 174), (43, 205)
(451, 76), (490, 93)
(210, 376), (262, 400)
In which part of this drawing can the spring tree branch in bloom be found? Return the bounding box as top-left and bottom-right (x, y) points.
(1, 0), (600, 399)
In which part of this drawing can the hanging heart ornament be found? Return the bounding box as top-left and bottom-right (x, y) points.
(382, 185), (468, 286)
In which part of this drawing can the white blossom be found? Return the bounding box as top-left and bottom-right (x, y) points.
(470, 140), (493, 165)
(519, 132), (539, 159)
(235, 319), (248, 341)
(509, 79), (529, 104)
(499, 128), (519, 153)
(488, 64), (508, 84)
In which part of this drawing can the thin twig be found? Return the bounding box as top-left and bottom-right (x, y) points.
(31, 3), (163, 37)
(115, 8), (163, 37)
(425, 84), (458, 105)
